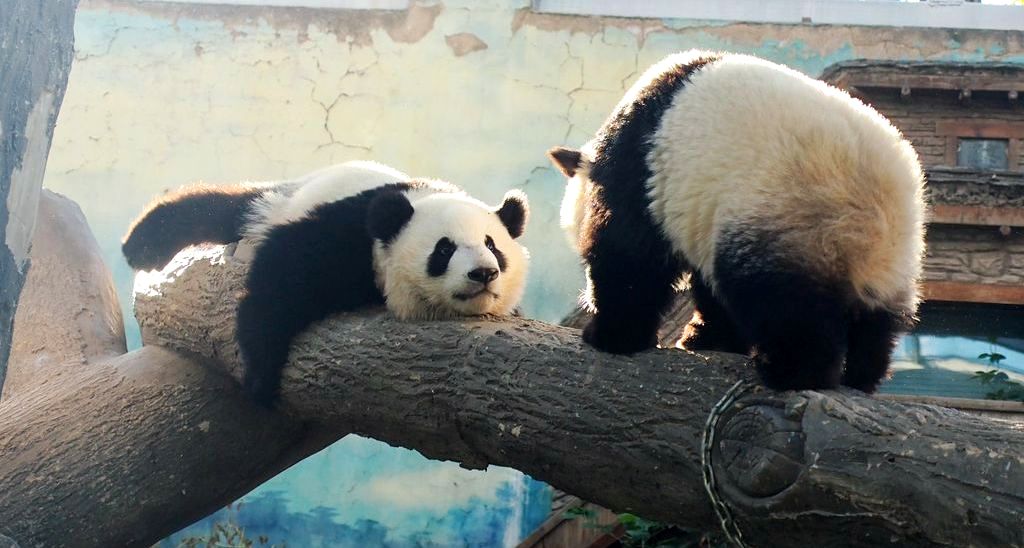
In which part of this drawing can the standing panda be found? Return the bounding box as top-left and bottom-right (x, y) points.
(547, 51), (925, 393)
(123, 161), (530, 405)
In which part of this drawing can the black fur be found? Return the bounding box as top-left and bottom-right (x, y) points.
(238, 184), (412, 406)
(122, 184), (265, 270)
(842, 307), (910, 392)
(367, 191), (414, 245)
(547, 147), (582, 178)
(486, 235), (508, 272)
(713, 223), (852, 390)
(468, 267), (498, 283)
(496, 191), (529, 239)
(679, 274), (748, 354)
(575, 53), (721, 354)
(427, 237), (456, 277)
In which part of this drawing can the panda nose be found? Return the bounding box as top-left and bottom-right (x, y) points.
(468, 267), (498, 284)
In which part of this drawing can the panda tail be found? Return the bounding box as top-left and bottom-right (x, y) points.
(122, 183), (266, 271)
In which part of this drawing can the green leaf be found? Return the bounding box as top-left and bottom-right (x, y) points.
(564, 507), (596, 519)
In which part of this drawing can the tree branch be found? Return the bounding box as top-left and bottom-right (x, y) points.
(1, 244), (1021, 547)
(0, 345), (342, 547)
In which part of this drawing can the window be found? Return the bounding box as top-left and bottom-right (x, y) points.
(957, 138), (1010, 171)
(885, 302), (1024, 400)
(937, 121), (1024, 171)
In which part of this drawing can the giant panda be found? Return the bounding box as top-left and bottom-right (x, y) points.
(546, 51), (925, 394)
(123, 161), (530, 405)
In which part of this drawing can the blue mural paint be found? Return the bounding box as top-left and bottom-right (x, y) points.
(161, 436), (552, 547)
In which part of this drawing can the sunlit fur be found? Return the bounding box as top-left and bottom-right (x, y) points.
(549, 51), (926, 392)
(246, 160), (409, 240)
(560, 51), (925, 316)
(248, 164), (529, 320)
(648, 52), (925, 313)
(246, 163), (529, 320)
(375, 191), (529, 320)
(559, 140), (597, 255)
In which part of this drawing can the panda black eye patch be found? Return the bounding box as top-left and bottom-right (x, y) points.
(486, 235), (508, 272)
(428, 237), (457, 277)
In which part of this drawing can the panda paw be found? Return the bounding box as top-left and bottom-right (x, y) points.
(582, 319), (657, 355)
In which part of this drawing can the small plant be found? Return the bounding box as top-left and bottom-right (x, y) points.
(973, 350), (1024, 403)
(564, 507), (725, 547)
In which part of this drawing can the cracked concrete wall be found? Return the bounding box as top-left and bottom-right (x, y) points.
(43, 0), (1024, 350)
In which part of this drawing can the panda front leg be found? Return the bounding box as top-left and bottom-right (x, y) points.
(236, 206), (384, 406)
(236, 235), (334, 407)
(582, 233), (683, 354)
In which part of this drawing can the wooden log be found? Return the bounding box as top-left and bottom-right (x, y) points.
(115, 246), (1024, 547)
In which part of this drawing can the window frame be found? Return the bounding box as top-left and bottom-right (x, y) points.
(956, 137), (1011, 171)
(937, 120), (1024, 171)
(531, 0), (1024, 32)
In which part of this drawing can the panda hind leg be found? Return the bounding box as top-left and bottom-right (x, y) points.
(678, 273), (749, 354)
(714, 228), (848, 391)
(746, 302), (848, 392)
(841, 306), (910, 394)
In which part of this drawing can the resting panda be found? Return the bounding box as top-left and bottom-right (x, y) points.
(123, 161), (530, 405)
(547, 51), (925, 393)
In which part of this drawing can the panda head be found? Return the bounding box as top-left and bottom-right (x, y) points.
(367, 188), (530, 320)
(546, 141), (597, 254)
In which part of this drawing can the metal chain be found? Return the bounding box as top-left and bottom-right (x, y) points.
(701, 379), (754, 548)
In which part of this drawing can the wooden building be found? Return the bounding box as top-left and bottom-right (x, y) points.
(822, 60), (1024, 305)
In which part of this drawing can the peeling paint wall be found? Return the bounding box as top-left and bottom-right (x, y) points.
(45, 0), (1024, 348)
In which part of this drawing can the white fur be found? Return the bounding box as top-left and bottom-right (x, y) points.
(562, 51), (925, 313)
(374, 192), (529, 320)
(559, 141), (597, 254)
(245, 161), (410, 240)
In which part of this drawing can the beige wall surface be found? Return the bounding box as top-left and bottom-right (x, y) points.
(45, 0), (1024, 347)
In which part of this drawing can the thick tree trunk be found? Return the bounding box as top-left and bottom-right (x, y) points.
(3, 190), (127, 400)
(2, 245), (1018, 547)
(0, 0), (79, 392)
(0, 345), (343, 548)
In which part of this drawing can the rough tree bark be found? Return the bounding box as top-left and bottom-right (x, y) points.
(0, 245), (1020, 547)
(0, 0), (79, 392)
(3, 190), (127, 400)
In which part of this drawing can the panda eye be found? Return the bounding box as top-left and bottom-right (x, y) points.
(434, 237), (456, 257)
(485, 235), (496, 252)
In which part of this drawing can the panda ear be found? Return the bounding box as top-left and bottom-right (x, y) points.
(546, 146), (584, 178)
(495, 189), (529, 239)
(367, 192), (414, 244)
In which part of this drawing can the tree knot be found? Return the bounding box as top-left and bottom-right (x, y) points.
(715, 395), (807, 498)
